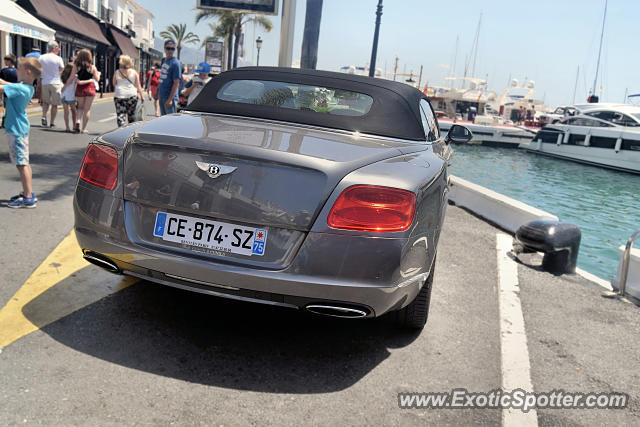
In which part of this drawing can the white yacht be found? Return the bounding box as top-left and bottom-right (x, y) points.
(519, 104), (640, 174)
(483, 79), (548, 124)
(433, 78), (542, 147)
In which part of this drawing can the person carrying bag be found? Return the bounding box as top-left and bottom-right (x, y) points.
(112, 55), (144, 126)
(133, 93), (145, 122)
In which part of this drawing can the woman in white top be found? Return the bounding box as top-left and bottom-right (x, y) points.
(112, 55), (144, 127)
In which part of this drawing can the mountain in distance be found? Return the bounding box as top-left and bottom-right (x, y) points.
(154, 37), (205, 66)
(154, 37), (254, 69)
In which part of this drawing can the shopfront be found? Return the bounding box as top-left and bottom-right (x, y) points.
(18, 0), (113, 91)
(0, 0), (55, 58)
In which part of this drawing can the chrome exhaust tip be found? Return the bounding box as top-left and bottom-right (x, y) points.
(82, 251), (121, 274)
(306, 304), (369, 319)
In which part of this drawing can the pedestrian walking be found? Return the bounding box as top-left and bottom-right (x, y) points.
(60, 63), (77, 133)
(181, 62), (211, 105)
(25, 48), (41, 59)
(70, 49), (100, 134)
(146, 62), (161, 117)
(39, 41), (64, 128)
(158, 39), (181, 115)
(0, 54), (17, 82)
(531, 105), (536, 125)
(112, 55), (144, 127)
(0, 57), (42, 208)
(0, 54), (18, 129)
(177, 64), (190, 109)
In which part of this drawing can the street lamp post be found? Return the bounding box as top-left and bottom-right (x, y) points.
(256, 36), (263, 66)
(368, 0), (383, 77)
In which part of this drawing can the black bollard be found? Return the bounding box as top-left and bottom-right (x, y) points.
(514, 219), (582, 275)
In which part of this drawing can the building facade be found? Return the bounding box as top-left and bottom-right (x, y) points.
(14, 0), (154, 93)
(1, 0), (56, 60)
(131, 1), (155, 77)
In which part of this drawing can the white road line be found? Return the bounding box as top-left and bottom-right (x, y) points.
(496, 233), (538, 427)
(98, 114), (116, 123)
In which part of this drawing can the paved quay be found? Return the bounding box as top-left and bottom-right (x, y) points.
(0, 102), (639, 425)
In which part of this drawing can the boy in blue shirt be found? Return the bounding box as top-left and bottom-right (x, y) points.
(0, 57), (42, 208)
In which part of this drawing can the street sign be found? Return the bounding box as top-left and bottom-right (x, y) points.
(205, 41), (224, 73)
(196, 0), (279, 15)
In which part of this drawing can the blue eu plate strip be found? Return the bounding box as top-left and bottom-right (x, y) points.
(154, 212), (167, 237)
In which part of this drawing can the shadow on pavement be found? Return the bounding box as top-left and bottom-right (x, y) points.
(24, 275), (420, 393)
(28, 146), (88, 202)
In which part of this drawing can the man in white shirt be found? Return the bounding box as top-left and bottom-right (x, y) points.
(39, 41), (64, 127)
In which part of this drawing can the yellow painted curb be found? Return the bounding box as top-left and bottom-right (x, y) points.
(0, 230), (136, 348)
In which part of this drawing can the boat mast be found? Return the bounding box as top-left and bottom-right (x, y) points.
(471, 12), (482, 80)
(572, 66), (579, 104)
(591, 0), (607, 97)
(393, 56), (398, 81)
(450, 35), (459, 89)
(462, 13), (482, 89)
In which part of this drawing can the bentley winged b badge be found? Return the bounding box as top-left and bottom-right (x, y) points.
(195, 161), (237, 179)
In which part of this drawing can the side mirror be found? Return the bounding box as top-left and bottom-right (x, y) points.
(445, 124), (473, 144)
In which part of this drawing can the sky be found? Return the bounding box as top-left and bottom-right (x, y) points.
(136, 0), (637, 108)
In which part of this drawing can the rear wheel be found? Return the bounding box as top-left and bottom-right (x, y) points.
(395, 257), (435, 329)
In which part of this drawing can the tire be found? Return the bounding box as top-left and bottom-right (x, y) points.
(395, 257), (435, 329)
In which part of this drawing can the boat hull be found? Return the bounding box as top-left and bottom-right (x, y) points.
(439, 120), (535, 148)
(520, 129), (640, 174)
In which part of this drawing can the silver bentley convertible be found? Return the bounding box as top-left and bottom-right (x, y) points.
(74, 67), (472, 329)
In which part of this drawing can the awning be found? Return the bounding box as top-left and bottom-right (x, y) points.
(109, 28), (139, 61)
(26, 0), (110, 45)
(0, 0), (55, 42)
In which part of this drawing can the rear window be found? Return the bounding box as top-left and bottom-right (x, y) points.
(217, 79), (374, 116)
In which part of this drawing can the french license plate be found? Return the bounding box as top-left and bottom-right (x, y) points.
(153, 211), (267, 256)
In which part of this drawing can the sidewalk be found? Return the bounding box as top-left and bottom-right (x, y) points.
(26, 92), (115, 112)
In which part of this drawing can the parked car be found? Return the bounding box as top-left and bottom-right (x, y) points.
(74, 67), (472, 329)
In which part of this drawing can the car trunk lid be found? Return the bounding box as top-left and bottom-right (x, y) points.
(122, 114), (419, 230)
(120, 114), (423, 268)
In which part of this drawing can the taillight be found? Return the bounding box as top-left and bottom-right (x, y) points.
(79, 144), (118, 190)
(327, 185), (416, 232)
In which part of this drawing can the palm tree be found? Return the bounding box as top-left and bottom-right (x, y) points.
(196, 10), (272, 70)
(159, 23), (200, 60)
(200, 23), (223, 48)
(198, 11), (236, 70)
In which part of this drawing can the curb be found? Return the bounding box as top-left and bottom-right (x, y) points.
(26, 93), (115, 111)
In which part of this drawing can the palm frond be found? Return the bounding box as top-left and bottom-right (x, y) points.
(183, 32), (200, 45)
(195, 9), (223, 25)
(244, 15), (273, 32)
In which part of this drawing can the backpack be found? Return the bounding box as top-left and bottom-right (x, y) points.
(151, 70), (160, 86)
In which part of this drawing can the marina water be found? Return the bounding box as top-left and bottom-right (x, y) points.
(449, 144), (640, 281)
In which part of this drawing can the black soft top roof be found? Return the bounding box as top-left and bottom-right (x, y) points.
(187, 67), (430, 141)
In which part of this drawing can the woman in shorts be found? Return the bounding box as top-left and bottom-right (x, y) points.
(71, 49), (100, 133)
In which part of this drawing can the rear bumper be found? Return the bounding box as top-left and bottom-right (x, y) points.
(74, 186), (433, 317)
(76, 227), (429, 317)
